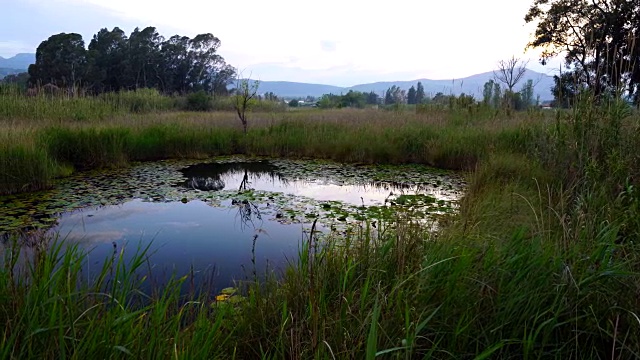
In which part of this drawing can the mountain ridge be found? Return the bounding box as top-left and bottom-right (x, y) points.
(0, 53), (35, 71)
(255, 69), (555, 101)
(0, 53), (555, 99)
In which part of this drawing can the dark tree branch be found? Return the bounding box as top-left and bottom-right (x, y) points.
(233, 72), (259, 135)
(494, 56), (529, 92)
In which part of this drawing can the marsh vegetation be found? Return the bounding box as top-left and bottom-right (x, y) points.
(2, 0), (640, 354)
(1, 90), (639, 358)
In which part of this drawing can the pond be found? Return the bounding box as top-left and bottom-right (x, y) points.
(0, 157), (465, 293)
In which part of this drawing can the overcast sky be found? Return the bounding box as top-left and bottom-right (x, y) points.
(0, 0), (561, 86)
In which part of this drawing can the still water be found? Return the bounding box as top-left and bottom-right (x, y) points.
(1, 158), (465, 292)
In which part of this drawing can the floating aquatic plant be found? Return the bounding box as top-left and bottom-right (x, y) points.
(0, 156), (465, 237)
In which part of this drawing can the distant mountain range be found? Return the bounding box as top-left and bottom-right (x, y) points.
(0, 53), (34, 79)
(255, 69), (556, 101)
(0, 53), (554, 100)
(0, 53), (34, 70)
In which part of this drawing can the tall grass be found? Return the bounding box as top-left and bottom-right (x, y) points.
(0, 107), (543, 195)
(99, 88), (178, 114)
(0, 144), (60, 195)
(2, 186), (638, 358)
(0, 88), (285, 122)
(1, 96), (640, 357)
(0, 237), (237, 359)
(230, 216), (637, 358)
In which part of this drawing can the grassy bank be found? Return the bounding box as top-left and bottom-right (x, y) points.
(1, 96), (640, 358)
(0, 88), (285, 123)
(0, 107), (540, 195)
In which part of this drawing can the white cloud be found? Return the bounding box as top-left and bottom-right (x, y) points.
(0, 41), (33, 57)
(320, 40), (337, 53)
(5, 0), (560, 84)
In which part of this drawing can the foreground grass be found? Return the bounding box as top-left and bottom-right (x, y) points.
(3, 174), (638, 358)
(1, 97), (640, 358)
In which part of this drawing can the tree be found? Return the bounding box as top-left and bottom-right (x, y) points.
(455, 93), (476, 109)
(28, 26), (234, 96)
(415, 82), (425, 104)
(210, 64), (236, 96)
(492, 83), (502, 109)
(318, 93), (340, 108)
(29, 33), (88, 91)
(525, 0), (640, 103)
(188, 34), (222, 88)
(316, 92), (368, 108)
(1, 72), (29, 90)
(156, 33), (224, 94)
(552, 70), (588, 108)
(482, 80), (495, 106)
(366, 91), (379, 105)
(494, 56), (529, 112)
(519, 79), (535, 109)
(123, 26), (164, 90)
(494, 56), (529, 93)
(396, 89), (407, 104)
(432, 92), (449, 105)
(288, 99), (299, 107)
(384, 85), (405, 105)
(264, 92), (279, 101)
(384, 88), (394, 105)
(234, 77), (259, 135)
(407, 85), (417, 104)
(340, 90), (366, 108)
(509, 92), (525, 111)
(86, 27), (128, 93)
(158, 35), (192, 93)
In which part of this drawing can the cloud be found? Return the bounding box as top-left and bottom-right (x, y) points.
(320, 40), (337, 53)
(62, 230), (125, 244)
(0, 0), (184, 58)
(3, 0), (562, 84)
(0, 41), (34, 57)
(161, 221), (202, 228)
(246, 62), (447, 87)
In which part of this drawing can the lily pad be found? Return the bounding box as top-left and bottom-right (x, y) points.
(0, 156), (465, 240)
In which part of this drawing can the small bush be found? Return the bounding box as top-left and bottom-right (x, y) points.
(184, 91), (212, 112)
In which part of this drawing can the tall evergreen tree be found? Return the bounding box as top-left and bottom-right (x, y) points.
(407, 85), (417, 104)
(492, 82), (502, 108)
(384, 88), (394, 105)
(366, 91), (379, 105)
(124, 26), (163, 89)
(415, 82), (425, 104)
(483, 80), (495, 106)
(86, 27), (128, 92)
(519, 79), (535, 109)
(29, 33), (87, 89)
(28, 26), (236, 96)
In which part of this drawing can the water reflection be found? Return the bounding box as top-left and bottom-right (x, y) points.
(181, 161), (285, 192)
(45, 199), (300, 293)
(205, 165), (268, 231)
(232, 197), (263, 231)
(1, 159), (465, 294)
(186, 177), (225, 191)
(178, 161), (461, 206)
